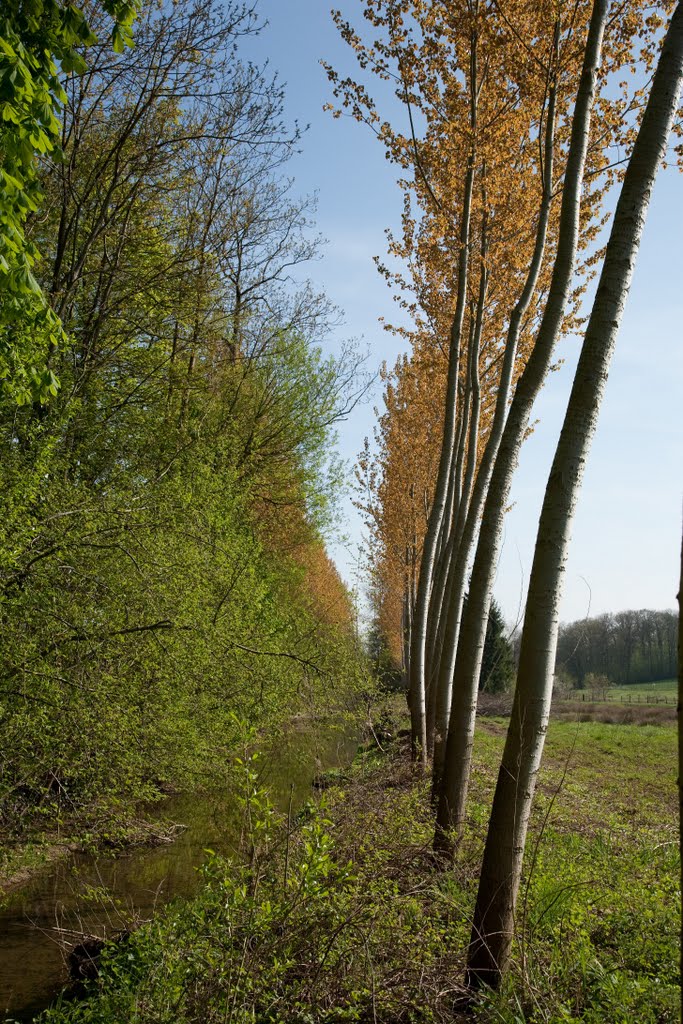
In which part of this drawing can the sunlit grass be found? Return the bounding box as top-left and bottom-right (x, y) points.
(610, 678), (676, 699)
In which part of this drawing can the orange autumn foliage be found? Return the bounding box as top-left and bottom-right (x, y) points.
(334, 0), (673, 654)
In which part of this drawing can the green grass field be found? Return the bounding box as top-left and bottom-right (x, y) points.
(465, 717), (679, 1020)
(563, 678), (677, 705)
(609, 678), (676, 699)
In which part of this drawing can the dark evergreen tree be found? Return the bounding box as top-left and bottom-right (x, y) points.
(478, 599), (515, 693)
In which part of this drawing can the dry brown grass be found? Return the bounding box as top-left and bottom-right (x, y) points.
(551, 698), (676, 725)
(475, 691), (676, 725)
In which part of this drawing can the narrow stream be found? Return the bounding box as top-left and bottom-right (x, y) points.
(0, 722), (360, 1022)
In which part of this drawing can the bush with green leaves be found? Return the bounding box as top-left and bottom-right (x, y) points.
(0, 431), (366, 837)
(0, 0), (137, 402)
(38, 749), (469, 1024)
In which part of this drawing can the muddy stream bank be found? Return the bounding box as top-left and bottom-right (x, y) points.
(0, 723), (360, 1022)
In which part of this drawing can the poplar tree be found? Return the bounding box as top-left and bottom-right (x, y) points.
(329, 0), (667, 801)
(467, 0), (683, 987)
(434, 0), (610, 850)
(328, 0), (576, 762)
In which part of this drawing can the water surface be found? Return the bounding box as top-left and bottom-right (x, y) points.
(0, 722), (358, 1022)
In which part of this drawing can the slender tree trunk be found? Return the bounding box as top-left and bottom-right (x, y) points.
(452, 204), (489, 560)
(434, 0), (607, 853)
(430, 52), (558, 794)
(426, 332), (473, 756)
(401, 581), (410, 675)
(427, 232), (487, 753)
(409, 323), (465, 763)
(408, 33), (478, 766)
(429, 220), (487, 780)
(437, 391), (469, 570)
(468, 5), (683, 987)
(426, 399), (470, 701)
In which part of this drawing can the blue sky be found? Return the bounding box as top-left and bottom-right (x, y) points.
(243, 0), (682, 626)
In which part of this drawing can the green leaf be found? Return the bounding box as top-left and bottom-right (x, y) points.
(112, 25), (124, 54)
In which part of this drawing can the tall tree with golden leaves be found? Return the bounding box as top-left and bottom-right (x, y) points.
(467, 1), (683, 986)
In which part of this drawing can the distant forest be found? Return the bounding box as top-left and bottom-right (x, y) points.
(555, 609), (678, 687)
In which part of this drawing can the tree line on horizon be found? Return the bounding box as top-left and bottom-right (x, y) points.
(556, 607), (679, 688)
(373, 603), (679, 694)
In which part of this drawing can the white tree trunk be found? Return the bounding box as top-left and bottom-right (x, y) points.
(429, 90), (555, 787)
(468, 2), (683, 986)
(434, 0), (608, 852)
(408, 35), (478, 765)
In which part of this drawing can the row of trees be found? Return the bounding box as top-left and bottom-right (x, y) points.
(332, 0), (683, 993)
(0, 1), (367, 837)
(556, 608), (679, 686)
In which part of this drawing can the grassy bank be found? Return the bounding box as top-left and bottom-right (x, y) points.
(36, 715), (679, 1024)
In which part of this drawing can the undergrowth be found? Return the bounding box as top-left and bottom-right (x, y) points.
(34, 716), (680, 1024)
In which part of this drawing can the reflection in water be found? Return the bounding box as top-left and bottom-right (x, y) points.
(0, 722), (359, 1022)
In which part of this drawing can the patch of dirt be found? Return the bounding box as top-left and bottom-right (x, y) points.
(551, 700), (676, 725)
